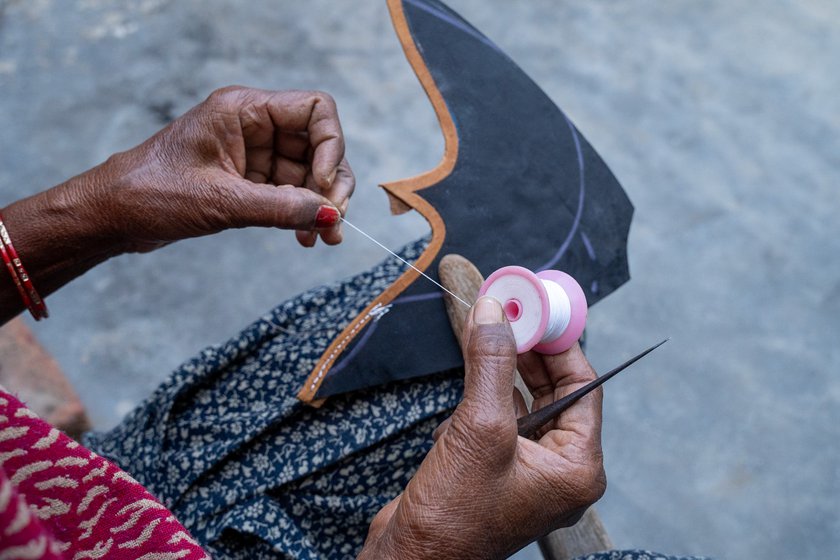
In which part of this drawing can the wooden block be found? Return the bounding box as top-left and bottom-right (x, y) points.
(538, 509), (613, 560)
(0, 318), (90, 440)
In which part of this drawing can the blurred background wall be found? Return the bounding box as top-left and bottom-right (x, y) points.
(1, 1), (838, 558)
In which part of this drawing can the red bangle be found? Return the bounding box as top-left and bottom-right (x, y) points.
(0, 214), (48, 320)
(0, 239), (33, 310)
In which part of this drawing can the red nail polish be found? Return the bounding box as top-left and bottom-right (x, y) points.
(315, 205), (340, 228)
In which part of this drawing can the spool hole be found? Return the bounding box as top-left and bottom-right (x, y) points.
(504, 299), (523, 321)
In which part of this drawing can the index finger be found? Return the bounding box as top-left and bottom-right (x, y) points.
(264, 90), (346, 190)
(318, 158), (355, 245)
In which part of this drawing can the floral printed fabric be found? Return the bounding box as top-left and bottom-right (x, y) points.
(84, 238), (466, 559)
(84, 237), (707, 560)
(574, 551), (710, 560)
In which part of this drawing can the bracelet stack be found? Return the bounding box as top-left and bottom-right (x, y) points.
(0, 213), (48, 320)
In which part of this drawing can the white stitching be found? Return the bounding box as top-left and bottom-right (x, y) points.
(308, 303), (384, 391)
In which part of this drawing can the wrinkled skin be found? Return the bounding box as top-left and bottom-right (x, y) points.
(99, 86), (355, 252)
(1, 86), (605, 558)
(358, 297), (606, 560)
(0, 87), (354, 323)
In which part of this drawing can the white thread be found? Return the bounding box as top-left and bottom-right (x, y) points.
(306, 219), (469, 396)
(340, 217), (471, 308)
(539, 279), (571, 343)
(369, 304), (392, 322)
(308, 303), (384, 391)
(482, 269), (575, 350)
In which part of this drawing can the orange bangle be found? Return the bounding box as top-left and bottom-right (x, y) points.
(0, 213), (48, 320)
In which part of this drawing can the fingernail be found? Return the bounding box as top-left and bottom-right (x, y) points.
(315, 205), (340, 228)
(474, 296), (504, 325)
(326, 168), (337, 186)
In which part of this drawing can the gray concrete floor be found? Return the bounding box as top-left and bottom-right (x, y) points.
(2, 1), (838, 559)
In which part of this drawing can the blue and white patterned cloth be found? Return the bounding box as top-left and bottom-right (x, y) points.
(85, 239), (707, 560)
(580, 553), (708, 560)
(86, 239), (466, 559)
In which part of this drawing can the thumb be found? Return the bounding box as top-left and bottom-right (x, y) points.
(448, 297), (518, 458)
(461, 297), (518, 409)
(222, 179), (341, 230)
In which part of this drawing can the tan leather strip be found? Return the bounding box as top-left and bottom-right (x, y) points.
(298, 0), (459, 403)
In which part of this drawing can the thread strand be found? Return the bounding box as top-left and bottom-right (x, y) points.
(340, 217), (471, 308)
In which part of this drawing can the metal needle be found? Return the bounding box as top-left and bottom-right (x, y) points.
(517, 338), (670, 439)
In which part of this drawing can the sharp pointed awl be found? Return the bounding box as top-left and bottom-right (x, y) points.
(517, 338), (669, 439)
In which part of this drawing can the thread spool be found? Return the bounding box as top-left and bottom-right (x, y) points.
(478, 266), (588, 354)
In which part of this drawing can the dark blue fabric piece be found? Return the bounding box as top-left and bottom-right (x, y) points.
(85, 238), (466, 558)
(313, 0), (633, 400)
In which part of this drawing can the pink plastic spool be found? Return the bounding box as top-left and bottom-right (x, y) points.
(478, 266), (588, 354)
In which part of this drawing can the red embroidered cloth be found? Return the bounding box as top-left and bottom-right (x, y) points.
(0, 390), (210, 559)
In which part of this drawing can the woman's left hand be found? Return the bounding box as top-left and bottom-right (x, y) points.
(358, 297), (606, 560)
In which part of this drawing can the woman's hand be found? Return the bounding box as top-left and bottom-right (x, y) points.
(358, 297), (606, 560)
(0, 87), (354, 323)
(97, 86), (355, 251)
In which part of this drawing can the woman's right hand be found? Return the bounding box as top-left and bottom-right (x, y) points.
(93, 86), (356, 253)
(1, 87), (355, 322)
